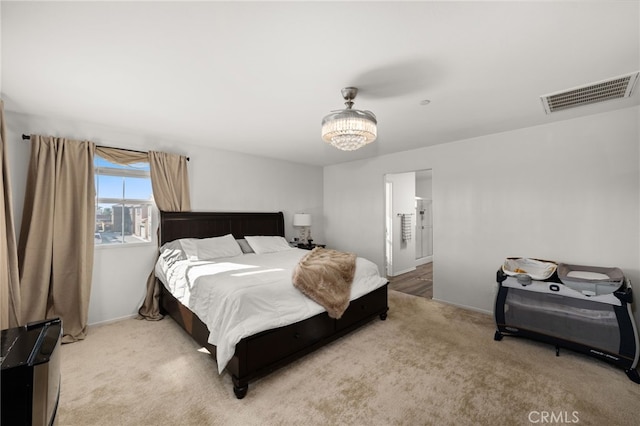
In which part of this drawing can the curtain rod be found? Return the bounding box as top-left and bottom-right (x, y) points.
(21, 134), (189, 161)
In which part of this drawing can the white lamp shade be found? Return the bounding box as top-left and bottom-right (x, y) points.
(293, 213), (312, 227)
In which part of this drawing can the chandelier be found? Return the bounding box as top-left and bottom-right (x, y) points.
(321, 87), (377, 151)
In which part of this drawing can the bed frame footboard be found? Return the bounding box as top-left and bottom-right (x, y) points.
(160, 281), (388, 398)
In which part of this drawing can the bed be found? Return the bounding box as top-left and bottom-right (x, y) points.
(155, 211), (389, 398)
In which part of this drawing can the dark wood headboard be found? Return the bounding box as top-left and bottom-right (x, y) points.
(159, 211), (285, 245)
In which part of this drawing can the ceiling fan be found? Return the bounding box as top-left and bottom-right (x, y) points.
(321, 87), (377, 151)
(320, 58), (436, 151)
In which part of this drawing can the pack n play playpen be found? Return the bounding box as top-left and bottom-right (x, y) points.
(494, 258), (639, 383)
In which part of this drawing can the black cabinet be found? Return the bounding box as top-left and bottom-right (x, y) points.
(1, 318), (62, 426)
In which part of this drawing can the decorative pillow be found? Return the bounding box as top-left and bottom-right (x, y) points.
(236, 239), (255, 254)
(245, 236), (293, 254)
(195, 234), (243, 260)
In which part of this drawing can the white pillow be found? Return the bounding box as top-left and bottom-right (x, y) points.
(195, 234), (243, 260)
(160, 238), (198, 260)
(178, 238), (199, 260)
(245, 236), (293, 254)
(159, 240), (188, 261)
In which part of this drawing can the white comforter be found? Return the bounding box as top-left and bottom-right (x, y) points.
(155, 248), (387, 374)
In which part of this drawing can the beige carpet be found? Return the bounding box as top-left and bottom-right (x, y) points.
(59, 290), (639, 425)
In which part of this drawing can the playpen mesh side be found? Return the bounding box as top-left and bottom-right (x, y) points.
(504, 288), (620, 353)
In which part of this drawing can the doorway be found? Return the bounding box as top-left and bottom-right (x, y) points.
(385, 169), (433, 299)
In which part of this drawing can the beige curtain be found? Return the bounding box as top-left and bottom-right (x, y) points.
(0, 100), (21, 329)
(138, 150), (190, 320)
(18, 136), (96, 342)
(95, 146), (147, 165)
(148, 151), (191, 212)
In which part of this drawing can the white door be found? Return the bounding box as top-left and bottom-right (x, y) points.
(385, 181), (393, 276)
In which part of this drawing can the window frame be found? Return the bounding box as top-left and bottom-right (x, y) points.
(94, 157), (156, 248)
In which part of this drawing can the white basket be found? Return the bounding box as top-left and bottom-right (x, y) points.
(502, 258), (557, 281)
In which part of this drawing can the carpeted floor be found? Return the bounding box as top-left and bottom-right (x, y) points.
(58, 290), (639, 425)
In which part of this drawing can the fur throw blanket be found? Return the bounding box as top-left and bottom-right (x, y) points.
(292, 247), (357, 319)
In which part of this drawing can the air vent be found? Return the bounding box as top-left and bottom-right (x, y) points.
(540, 72), (639, 114)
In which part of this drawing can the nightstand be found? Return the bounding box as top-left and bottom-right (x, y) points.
(297, 243), (326, 250)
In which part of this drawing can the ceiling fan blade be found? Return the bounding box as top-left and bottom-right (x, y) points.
(354, 58), (439, 99)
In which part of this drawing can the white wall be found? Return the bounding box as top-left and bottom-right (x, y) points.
(415, 170), (432, 200)
(5, 111), (323, 325)
(188, 143), (324, 241)
(325, 107), (640, 322)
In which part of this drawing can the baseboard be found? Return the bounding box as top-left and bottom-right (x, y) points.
(88, 313), (138, 328)
(431, 297), (492, 316)
(415, 256), (432, 266)
(389, 266), (416, 277)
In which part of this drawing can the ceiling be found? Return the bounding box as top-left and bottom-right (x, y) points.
(2, 1), (639, 167)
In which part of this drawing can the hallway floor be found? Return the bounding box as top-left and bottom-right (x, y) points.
(387, 262), (433, 299)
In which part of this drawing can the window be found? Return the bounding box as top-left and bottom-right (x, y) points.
(94, 155), (154, 245)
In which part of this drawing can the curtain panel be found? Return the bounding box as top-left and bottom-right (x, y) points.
(0, 100), (21, 329)
(18, 136), (96, 342)
(138, 151), (191, 320)
(148, 151), (191, 212)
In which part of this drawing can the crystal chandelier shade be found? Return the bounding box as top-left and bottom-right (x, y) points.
(321, 87), (377, 151)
